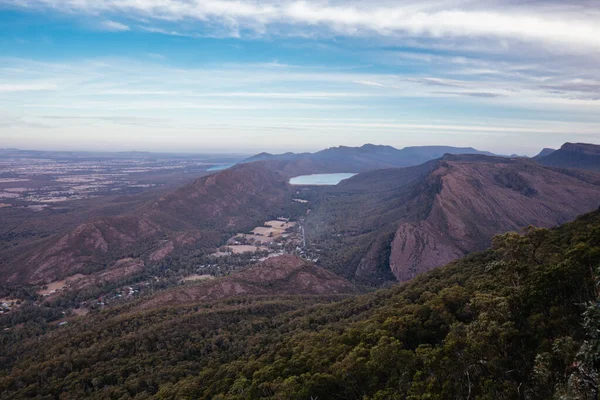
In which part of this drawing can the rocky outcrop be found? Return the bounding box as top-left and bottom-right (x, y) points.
(388, 155), (600, 281)
(389, 221), (464, 282)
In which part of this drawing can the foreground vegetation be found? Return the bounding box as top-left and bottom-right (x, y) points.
(1, 209), (600, 399)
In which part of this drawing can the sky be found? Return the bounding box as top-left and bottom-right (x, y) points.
(1, 1), (599, 155)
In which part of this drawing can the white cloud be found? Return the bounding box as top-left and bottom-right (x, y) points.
(139, 26), (198, 37)
(5, 1), (600, 51)
(3, 56), (600, 110)
(353, 80), (386, 87)
(1, 56), (600, 154)
(99, 20), (130, 32)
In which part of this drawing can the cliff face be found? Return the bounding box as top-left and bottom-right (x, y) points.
(536, 142), (600, 171)
(307, 154), (600, 283)
(388, 156), (600, 281)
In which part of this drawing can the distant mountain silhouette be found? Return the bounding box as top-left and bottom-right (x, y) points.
(243, 144), (497, 175)
(536, 142), (600, 171)
(533, 148), (556, 159)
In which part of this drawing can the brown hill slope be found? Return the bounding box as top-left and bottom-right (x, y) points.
(390, 155), (600, 280)
(0, 163), (292, 285)
(308, 154), (600, 283)
(137, 255), (357, 310)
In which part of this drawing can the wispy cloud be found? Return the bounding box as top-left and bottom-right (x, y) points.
(41, 115), (171, 128)
(353, 80), (386, 88)
(2, 56), (600, 109)
(435, 91), (504, 98)
(416, 78), (468, 88)
(0, 83), (58, 92)
(99, 20), (130, 32)
(197, 92), (373, 100)
(1, 54), (599, 154)
(540, 80), (600, 94)
(139, 26), (199, 38)
(4, 0), (600, 52)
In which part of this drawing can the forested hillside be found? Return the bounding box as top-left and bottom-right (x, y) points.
(1, 208), (599, 399)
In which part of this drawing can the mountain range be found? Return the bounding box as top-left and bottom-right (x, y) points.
(536, 142), (600, 171)
(1, 141), (600, 399)
(243, 144), (497, 175)
(1, 142), (599, 289)
(305, 153), (600, 284)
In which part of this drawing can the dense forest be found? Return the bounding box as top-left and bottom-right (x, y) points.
(1, 209), (599, 399)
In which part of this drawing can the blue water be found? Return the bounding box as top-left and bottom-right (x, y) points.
(207, 163), (235, 172)
(289, 173), (357, 186)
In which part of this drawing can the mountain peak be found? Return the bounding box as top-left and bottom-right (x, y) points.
(536, 142), (600, 171)
(560, 142), (600, 155)
(533, 148), (556, 159)
(360, 143), (396, 150)
(243, 144), (499, 177)
(242, 152), (275, 162)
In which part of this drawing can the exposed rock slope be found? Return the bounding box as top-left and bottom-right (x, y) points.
(389, 155), (600, 280)
(309, 154), (600, 283)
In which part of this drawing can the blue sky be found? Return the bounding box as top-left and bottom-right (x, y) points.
(1, 1), (599, 155)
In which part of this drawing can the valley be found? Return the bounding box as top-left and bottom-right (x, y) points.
(4, 3), (599, 397)
(0, 150), (245, 252)
(1, 202), (599, 399)
(0, 149), (242, 208)
(224, 218), (299, 255)
(0, 142), (599, 400)
(2, 143), (600, 296)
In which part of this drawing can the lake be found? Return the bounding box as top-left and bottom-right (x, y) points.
(289, 173), (357, 186)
